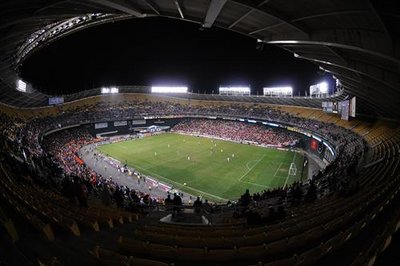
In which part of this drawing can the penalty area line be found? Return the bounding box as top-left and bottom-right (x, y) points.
(273, 162), (283, 178)
(239, 153), (267, 181)
(134, 165), (229, 202)
(239, 180), (272, 189)
(283, 152), (296, 188)
(245, 159), (261, 171)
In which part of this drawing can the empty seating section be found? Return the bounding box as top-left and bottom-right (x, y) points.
(0, 163), (138, 238)
(116, 174), (398, 264)
(0, 94), (399, 265)
(0, 203), (19, 243)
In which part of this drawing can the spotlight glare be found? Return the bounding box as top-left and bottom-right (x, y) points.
(310, 82), (329, 96)
(263, 86), (293, 96)
(219, 86), (250, 96)
(151, 86), (188, 93)
(16, 79), (27, 92)
(101, 87), (119, 94)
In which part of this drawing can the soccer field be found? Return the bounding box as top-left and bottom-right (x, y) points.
(97, 133), (305, 202)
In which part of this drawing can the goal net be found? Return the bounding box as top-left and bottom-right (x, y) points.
(289, 163), (297, 176)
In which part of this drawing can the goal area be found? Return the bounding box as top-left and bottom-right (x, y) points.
(289, 162), (297, 176)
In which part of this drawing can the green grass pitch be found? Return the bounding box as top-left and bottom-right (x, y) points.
(97, 133), (305, 202)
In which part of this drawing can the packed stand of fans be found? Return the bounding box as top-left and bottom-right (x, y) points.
(0, 111), (25, 155)
(41, 127), (161, 212)
(173, 119), (299, 147)
(15, 99), (365, 163)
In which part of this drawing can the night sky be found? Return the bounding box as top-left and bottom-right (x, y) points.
(20, 17), (334, 96)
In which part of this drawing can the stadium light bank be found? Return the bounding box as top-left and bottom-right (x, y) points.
(151, 86), (188, 93)
(219, 86), (251, 96)
(101, 87), (119, 94)
(16, 79), (27, 92)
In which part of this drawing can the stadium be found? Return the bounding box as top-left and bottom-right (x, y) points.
(0, 1), (399, 266)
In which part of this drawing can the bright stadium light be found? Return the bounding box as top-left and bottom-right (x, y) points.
(151, 86), (188, 93)
(319, 82), (328, 93)
(219, 86), (250, 92)
(263, 86), (293, 96)
(16, 79), (27, 92)
(219, 86), (250, 96)
(310, 82), (329, 97)
(101, 87), (119, 94)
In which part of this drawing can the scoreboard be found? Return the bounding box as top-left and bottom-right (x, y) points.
(48, 97), (64, 105)
(322, 97), (356, 120)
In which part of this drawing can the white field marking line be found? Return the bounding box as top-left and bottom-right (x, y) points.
(239, 180), (273, 189)
(273, 162), (284, 178)
(140, 153), (271, 195)
(134, 165), (229, 202)
(284, 152), (296, 188)
(245, 161), (252, 170)
(100, 147), (228, 201)
(239, 153), (267, 181)
(245, 160), (260, 170)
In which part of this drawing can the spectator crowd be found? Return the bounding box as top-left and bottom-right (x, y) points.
(0, 98), (366, 214)
(173, 118), (299, 147)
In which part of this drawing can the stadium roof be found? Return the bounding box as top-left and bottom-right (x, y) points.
(0, 0), (399, 118)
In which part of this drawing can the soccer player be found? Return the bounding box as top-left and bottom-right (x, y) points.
(227, 157), (230, 162)
(154, 151), (157, 156)
(188, 156), (191, 161)
(232, 153), (235, 158)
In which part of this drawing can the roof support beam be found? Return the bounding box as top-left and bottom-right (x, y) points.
(277, 43), (397, 116)
(341, 78), (399, 116)
(33, 0), (71, 15)
(268, 40), (400, 65)
(228, 9), (252, 28)
(258, 0), (273, 6)
(87, 0), (143, 17)
(277, 43), (348, 68)
(367, 1), (392, 46)
(339, 81), (386, 116)
(323, 46), (348, 65)
(174, 0), (184, 19)
(228, 0), (272, 29)
(142, 0), (160, 15)
(249, 23), (284, 35)
(203, 0), (227, 28)
(291, 10), (373, 23)
(297, 54), (398, 90)
(69, 0), (119, 12)
(324, 67), (399, 106)
(230, 0), (310, 36)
